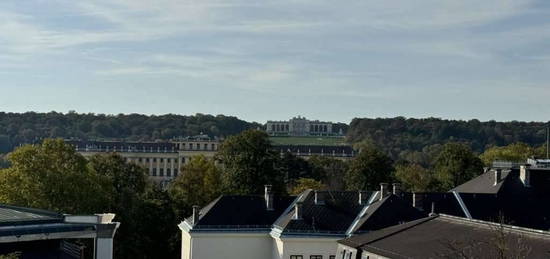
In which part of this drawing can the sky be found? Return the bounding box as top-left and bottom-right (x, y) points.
(1, 0), (549, 124)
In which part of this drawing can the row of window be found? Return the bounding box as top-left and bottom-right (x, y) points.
(128, 157), (185, 163)
(150, 168), (179, 178)
(290, 255), (335, 259)
(310, 124), (329, 132)
(177, 143), (218, 151)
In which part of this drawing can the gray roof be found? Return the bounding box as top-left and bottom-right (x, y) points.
(340, 214), (550, 258)
(0, 204), (62, 226)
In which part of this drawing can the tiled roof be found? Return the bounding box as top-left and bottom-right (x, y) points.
(66, 140), (177, 153)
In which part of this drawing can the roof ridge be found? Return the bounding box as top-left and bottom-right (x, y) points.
(355, 215), (437, 247)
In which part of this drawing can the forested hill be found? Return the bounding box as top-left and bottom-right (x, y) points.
(347, 117), (549, 159)
(0, 112), (261, 153)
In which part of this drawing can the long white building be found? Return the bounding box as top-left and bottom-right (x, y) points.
(266, 116), (336, 136)
(179, 184), (425, 259)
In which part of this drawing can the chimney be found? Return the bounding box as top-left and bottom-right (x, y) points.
(380, 183), (389, 200)
(314, 191), (325, 205)
(358, 190), (369, 205)
(412, 193), (424, 211)
(293, 202), (303, 220)
(493, 169), (502, 186)
(520, 165), (531, 187)
(392, 183), (402, 196)
(192, 205), (200, 226)
(264, 185), (274, 211)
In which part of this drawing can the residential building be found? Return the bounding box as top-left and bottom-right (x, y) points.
(266, 116), (337, 136)
(179, 184), (426, 259)
(0, 204), (119, 259)
(337, 214), (550, 259)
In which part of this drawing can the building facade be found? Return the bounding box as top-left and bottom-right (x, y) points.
(266, 116), (335, 136)
(66, 135), (220, 187)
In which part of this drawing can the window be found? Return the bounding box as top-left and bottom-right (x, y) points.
(204, 144), (207, 150)
(181, 157), (186, 163)
(167, 168), (171, 177)
(290, 256), (303, 259)
(174, 171), (178, 177)
(159, 168), (164, 176)
(138, 158), (143, 162)
(310, 256), (322, 259)
(160, 158), (164, 162)
(211, 144), (215, 150)
(146, 158), (150, 163)
(167, 158), (171, 162)
(152, 168), (157, 176)
(330, 256), (335, 259)
(189, 143), (193, 150)
(153, 158), (157, 162)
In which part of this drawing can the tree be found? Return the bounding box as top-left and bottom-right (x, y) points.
(308, 155), (348, 190)
(278, 152), (311, 183)
(289, 178), (326, 195)
(480, 142), (536, 166)
(0, 139), (110, 214)
(168, 155), (222, 216)
(434, 142), (484, 190)
(345, 142), (394, 191)
(394, 163), (438, 192)
(216, 129), (284, 194)
(88, 153), (157, 259)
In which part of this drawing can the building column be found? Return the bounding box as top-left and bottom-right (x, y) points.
(94, 223), (119, 259)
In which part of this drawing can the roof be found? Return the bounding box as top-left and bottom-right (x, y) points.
(339, 214), (550, 259)
(188, 195), (295, 230)
(0, 204), (63, 226)
(66, 140), (177, 153)
(354, 195), (426, 233)
(452, 169), (513, 194)
(0, 204), (98, 238)
(273, 145), (355, 156)
(274, 190), (375, 235)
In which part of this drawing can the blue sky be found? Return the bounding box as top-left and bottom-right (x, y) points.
(1, 0), (549, 123)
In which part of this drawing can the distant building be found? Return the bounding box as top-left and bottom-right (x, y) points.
(0, 204), (119, 259)
(66, 134), (220, 187)
(179, 184), (425, 259)
(266, 116), (337, 136)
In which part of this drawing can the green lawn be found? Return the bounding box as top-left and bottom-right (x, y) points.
(269, 136), (349, 146)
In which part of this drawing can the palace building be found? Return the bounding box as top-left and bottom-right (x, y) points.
(66, 134), (220, 187)
(266, 116), (337, 136)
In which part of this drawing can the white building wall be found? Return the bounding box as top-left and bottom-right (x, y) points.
(183, 232), (272, 259)
(274, 236), (340, 259)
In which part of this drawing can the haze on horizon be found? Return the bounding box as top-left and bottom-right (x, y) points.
(1, 0), (549, 123)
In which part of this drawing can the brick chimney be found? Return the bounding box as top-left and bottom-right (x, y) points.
(494, 169), (502, 186)
(358, 190), (369, 205)
(192, 205), (200, 226)
(293, 202), (303, 220)
(265, 185), (274, 211)
(380, 183), (389, 200)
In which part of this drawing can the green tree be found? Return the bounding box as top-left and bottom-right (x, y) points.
(434, 142), (484, 190)
(394, 163), (437, 192)
(88, 153), (156, 259)
(289, 178), (326, 195)
(0, 139), (110, 214)
(308, 155), (348, 190)
(216, 129), (284, 194)
(480, 142), (536, 166)
(278, 152), (311, 183)
(345, 142), (394, 191)
(168, 155), (222, 216)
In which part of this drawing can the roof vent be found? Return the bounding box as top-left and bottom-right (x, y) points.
(314, 191), (325, 205)
(265, 185), (274, 211)
(380, 183), (389, 200)
(392, 183), (402, 196)
(494, 169), (502, 186)
(293, 202), (303, 220)
(192, 205), (200, 226)
(358, 190), (369, 205)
